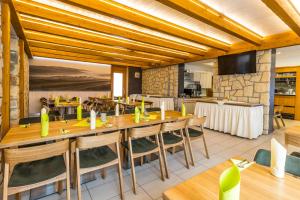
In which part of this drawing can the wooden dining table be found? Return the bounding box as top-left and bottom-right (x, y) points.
(285, 126), (300, 148)
(163, 160), (300, 200)
(0, 111), (191, 149)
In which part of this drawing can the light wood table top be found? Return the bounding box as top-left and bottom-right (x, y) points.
(0, 111), (191, 149)
(163, 160), (300, 200)
(55, 101), (80, 108)
(114, 100), (153, 107)
(285, 126), (300, 147)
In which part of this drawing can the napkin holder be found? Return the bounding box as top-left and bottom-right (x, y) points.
(271, 138), (287, 178)
(90, 110), (96, 130)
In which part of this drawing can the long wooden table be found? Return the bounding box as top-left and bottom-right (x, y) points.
(163, 160), (300, 200)
(0, 111), (190, 149)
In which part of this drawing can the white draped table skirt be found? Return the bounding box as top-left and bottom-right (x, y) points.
(194, 102), (264, 139)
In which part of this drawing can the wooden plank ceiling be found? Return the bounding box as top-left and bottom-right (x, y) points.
(9, 0), (300, 67)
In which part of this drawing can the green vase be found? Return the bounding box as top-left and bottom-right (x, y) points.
(41, 113), (49, 137)
(134, 107), (140, 123)
(181, 103), (186, 117)
(219, 165), (240, 200)
(77, 105), (82, 120)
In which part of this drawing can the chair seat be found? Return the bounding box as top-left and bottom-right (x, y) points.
(123, 138), (158, 154)
(163, 133), (183, 145)
(9, 156), (66, 187)
(79, 146), (117, 169)
(186, 128), (203, 137)
(291, 152), (300, 158)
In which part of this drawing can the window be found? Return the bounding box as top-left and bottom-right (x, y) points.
(113, 72), (123, 97)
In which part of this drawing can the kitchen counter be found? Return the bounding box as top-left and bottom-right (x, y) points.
(275, 93), (296, 96)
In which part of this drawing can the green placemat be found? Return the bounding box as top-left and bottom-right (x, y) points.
(73, 119), (106, 127)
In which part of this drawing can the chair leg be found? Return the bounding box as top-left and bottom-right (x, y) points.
(2, 164), (9, 200)
(58, 181), (64, 194)
(274, 116), (280, 129)
(159, 133), (169, 179)
(182, 141), (190, 169)
(202, 135), (209, 159)
(116, 143), (125, 200)
(128, 139), (137, 194)
(15, 193), (21, 200)
(155, 135), (165, 181)
(185, 128), (195, 166)
(75, 149), (82, 200)
(280, 114), (285, 127)
(65, 151), (71, 200)
(101, 168), (106, 179)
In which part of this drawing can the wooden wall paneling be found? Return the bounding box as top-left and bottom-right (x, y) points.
(19, 39), (25, 118)
(1, 0), (11, 136)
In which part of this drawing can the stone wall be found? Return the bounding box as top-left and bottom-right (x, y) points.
(142, 65), (178, 97)
(213, 50), (274, 134)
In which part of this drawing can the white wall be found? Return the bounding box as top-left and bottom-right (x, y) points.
(276, 45), (300, 67)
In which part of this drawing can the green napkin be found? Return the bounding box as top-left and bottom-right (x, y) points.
(181, 102), (186, 117)
(77, 105), (82, 120)
(73, 119), (106, 127)
(134, 107), (140, 123)
(219, 164), (240, 200)
(141, 97), (145, 114)
(41, 113), (49, 137)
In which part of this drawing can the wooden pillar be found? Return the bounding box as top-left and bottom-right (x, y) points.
(1, 0), (11, 136)
(19, 39), (25, 118)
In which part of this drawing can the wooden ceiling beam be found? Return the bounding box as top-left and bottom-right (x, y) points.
(157, 0), (262, 45)
(60, 0), (230, 51)
(28, 40), (171, 65)
(20, 15), (195, 59)
(169, 31), (300, 65)
(262, 0), (300, 36)
(8, 0), (32, 58)
(13, 0), (207, 56)
(25, 30), (183, 63)
(31, 47), (151, 67)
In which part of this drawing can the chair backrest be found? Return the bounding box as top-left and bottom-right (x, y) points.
(274, 106), (283, 114)
(187, 116), (206, 127)
(129, 124), (161, 139)
(76, 131), (120, 150)
(124, 109), (135, 114)
(19, 116), (55, 125)
(254, 149), (300, 177)
(146, 107), (161, 112)
(161, 120), (187, 132)
(63, 114), (77, 120)
(4, 140), (69, 170)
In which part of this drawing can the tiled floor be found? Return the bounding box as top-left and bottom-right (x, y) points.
(4, 119), (300, 200)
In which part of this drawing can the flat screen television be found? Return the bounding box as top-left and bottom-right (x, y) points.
(218, 51), (256, 75)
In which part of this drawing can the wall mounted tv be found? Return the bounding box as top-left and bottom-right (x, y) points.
(218, 50), (256, 75)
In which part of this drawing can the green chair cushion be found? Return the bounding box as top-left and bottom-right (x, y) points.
(163, 133), (183, 145)
(79, 146), (117, 169)
(186, 128), (203, 137)
(254, 149), (300, 177)
(9, 156), (66, 187)
(291, 152), (300, 158)
(123, 138), (157, 154)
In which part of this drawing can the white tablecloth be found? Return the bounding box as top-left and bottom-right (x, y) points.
(130, 94), (174, 110)
(194, 102), (264, 139)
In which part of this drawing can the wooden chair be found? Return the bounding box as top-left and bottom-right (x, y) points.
(274, 106), (285, 128)
(2, 140), (71, 200)
(126, 124), (164, 194)
(160, 120), (189, 178)
(75, 131), (124, 200)
(185, 117), (209, 166)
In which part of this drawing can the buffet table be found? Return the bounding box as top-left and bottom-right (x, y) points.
(194, 100), (264, 139)
(130, 94), (175, 110)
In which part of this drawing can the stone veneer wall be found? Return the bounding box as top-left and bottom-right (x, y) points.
(142, 65), (178, 97)
(213, 50), (274, 134)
